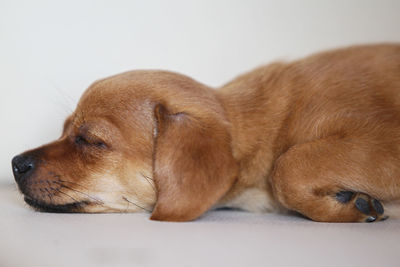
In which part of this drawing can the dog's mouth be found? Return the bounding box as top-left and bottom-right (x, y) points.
(24, 196), (90, 213)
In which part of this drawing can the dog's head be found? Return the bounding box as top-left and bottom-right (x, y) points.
(12, 71), (238, 221)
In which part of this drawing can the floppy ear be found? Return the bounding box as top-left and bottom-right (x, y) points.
(150, 104), (238, 221)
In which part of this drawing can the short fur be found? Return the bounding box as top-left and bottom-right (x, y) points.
(12, 44), (400, 222)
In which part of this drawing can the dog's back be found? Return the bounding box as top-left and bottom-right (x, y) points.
(218, 44), (400, 221)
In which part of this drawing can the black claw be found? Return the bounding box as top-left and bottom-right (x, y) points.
(381, 215), (389, 221)
(355, 198), (370, 215)
(336, 191), (354, 203)
(372, 199), (384, 215)
(365, 216), (376, 223)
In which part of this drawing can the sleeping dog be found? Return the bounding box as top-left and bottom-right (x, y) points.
(12, 44), (400, 222)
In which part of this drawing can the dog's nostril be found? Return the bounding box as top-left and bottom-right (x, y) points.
(13, 162), (33, 174)
(12, 155), (35, 176)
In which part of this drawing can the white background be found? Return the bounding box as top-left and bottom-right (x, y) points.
(1, 0), (400, 182)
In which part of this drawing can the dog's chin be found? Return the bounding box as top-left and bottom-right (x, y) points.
(24, 196), (89, 213)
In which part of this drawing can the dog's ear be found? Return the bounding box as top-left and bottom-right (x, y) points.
(150, 104), (238, 221)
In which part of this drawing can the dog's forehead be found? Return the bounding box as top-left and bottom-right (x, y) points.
(76, 74), (155, 116)
(83, 70), (211, 100)
(68, 72), (173, 131)
(74, 70), (220, 124)
(77, 71), (180, 109)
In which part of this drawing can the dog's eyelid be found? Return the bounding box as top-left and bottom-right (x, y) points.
(74, 134), (108, 149)
(93, 140), (108, 148)
(75, 135), (89, 145)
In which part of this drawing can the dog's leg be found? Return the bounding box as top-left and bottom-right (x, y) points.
(270, 136), (400, 222)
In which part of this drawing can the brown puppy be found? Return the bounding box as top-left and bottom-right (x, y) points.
(12, 44), (400, 222)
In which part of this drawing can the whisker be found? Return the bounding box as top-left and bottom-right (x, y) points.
(140, 173), (154, 181)
(50, 81), (75, 110)
(140, 173), (156, 192)
(122, 196), (151, 212)
(44, 188), (54, 204)
(56, 180), (90, 190)
(55, 188), (79, 203)
(125, 197), (130, 212)
(59, 184), (103, 205)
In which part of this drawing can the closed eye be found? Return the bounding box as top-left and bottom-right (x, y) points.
(75, 135), (89, 145)
(75, 135), (107, 148)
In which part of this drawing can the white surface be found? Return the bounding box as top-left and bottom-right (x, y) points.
(1, 0), (400, 180)
(2, 3), (400, 265)
(1, 183), (400, 267)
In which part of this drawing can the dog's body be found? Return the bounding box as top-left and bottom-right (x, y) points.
(12, 44), (400, 222)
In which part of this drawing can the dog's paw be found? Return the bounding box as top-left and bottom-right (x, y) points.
(336, 191), (388, 222)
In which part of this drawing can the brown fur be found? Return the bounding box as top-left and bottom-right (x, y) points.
(13, 44), (400, 222)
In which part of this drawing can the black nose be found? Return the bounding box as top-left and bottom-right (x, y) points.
(12, 154), (35, 182)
